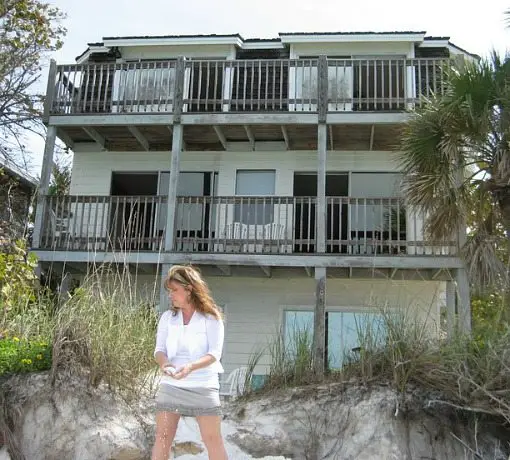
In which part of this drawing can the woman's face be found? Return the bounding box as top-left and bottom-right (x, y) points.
(167, 280), (190, 308)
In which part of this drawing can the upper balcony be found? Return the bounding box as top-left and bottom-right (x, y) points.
(46, 57), (450, 151)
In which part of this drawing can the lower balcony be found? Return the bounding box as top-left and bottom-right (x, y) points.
(37, 195), (458, 258)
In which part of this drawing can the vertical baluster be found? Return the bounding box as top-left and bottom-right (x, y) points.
(356, 60), (361, 110)
(257, 60), (262, 111)
(142, 63), (149, 112)
(78, 196), (85, 250)
(306, 197), (308, 252)
(396, 60), (402, 108)
(222, 61), (228, 110)
(380, 198), (384, 253)
(152, 62), (158, 112)
(122, 63), (129, 112)
(80, 64), (88, 113)
(425, 60), (430, 98)
(294, 59), (299, 111)
(280, 60), (284, 110)
(266, 60), (276, 110)
(250, 60), (255, 111)
(373, 60), (377, 110)
(103, 64), (111, 113)
(96, 64), (103, 112)
(381, 60), (385, 108)
(205, 61), (210, 110)
(97, 196), (105, 251)
(339, 197), (343, 253)
(234, 61), (240, 110)
(432, 59), (437, 94)
(139, 196), (146, 248)
(213, 61), (219, 111)
(388, 59), (394, 110)
(197, 61), (203, 110)
(242, 61), (247, 111)
(265, 60), (270, 110)
(57, 66), (64, 113)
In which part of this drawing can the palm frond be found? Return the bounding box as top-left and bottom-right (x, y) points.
(463, 231), (507, 293)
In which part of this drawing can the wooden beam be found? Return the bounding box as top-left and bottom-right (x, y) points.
(329, 125), (334, 150)
(43, 59), (57, 123)
(456, 268), (471, 334)
(32, 126), (56, 249)
(164, 123), (183, 250)
(446, 280), (456, 340)
(369, 124), (375, 151)
(304, 266), (312, 277)
(213, 125), (227, 150)
(281, 126), (290, 150)
(432, 268), (444, 280)
(56, 128), (75, 150)
(317, 123), (327, 253)
(128, 126), (150, 151)
(349, 267), (353, 278)
(160, 263), (171, 313)
(244, 125), (255, 150)
(33, 250), (465, 270)
(390, 268), (398, 279)
(260, 265), (271, 277)
(313, 267), (326, 377)
(167, 125), (173, 135)
(82, 127), (106, 149)
(48, 112), (320, 127)
(217, 265), (231, 276)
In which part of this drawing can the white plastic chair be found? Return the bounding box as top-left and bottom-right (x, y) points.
(219, 366), (248, 399)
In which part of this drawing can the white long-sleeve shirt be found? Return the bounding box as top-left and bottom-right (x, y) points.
(154, 309), (225, 389)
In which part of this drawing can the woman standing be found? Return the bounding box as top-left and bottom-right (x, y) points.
(152, 265), (227, 460)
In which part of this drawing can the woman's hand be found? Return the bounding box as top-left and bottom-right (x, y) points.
(172, 363), (193, 380)
(160, 362), (175, 376)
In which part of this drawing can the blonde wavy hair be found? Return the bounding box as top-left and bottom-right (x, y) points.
(164, 265), (223, 320)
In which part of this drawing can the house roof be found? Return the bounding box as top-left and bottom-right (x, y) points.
(76, 30), (476, 61)
(0, 158), (38, 190)
(423, 36), (480, 60)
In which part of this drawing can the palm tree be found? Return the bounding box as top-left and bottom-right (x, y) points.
(397, 53), (510, 291)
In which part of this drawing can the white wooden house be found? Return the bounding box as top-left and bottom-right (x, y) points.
(32, 31), (477, 378)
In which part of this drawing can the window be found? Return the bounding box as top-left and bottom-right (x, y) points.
(284, 310), (314, 358)
(282, 309), (385, 369)
(235, 170), (275, 225)
(326, 311), (385, 369)
(113, 62), (176, 112)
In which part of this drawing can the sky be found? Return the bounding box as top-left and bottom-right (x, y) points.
(25, 0), (510, 175)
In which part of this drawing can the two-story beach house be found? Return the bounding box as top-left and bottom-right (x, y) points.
(31, 31), (477, 378)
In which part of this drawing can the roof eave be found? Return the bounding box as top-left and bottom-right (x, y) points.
(279, 32), (426, 44)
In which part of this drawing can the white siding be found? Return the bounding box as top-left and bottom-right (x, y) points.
(208, 277), (442, 375)
(290, 42), (414, 59)
(116, 274), (442, 375)
(70, 147), (398, 196)
(119, 44), (236, 60)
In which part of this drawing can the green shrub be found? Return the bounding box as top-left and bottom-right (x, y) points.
(0, 335), (51, 375)
(0, 238), (38, 323)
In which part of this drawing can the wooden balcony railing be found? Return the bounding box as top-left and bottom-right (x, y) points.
(38, 195), (458, 257)
(49, 58), (450, 116)
(39, 195), (167, 252)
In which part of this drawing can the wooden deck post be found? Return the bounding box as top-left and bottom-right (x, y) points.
(445, 279), (456, 339)
(159, 263), (171, 313)
(32, 125), (57, 249)
(164, 56), (185, 251)
(456, 268), (471, 334)
(42, 59), (57, 124)
(164, 123), (183, 251)
(317, 54), (328, 253)
(313, 267), (327, 377)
